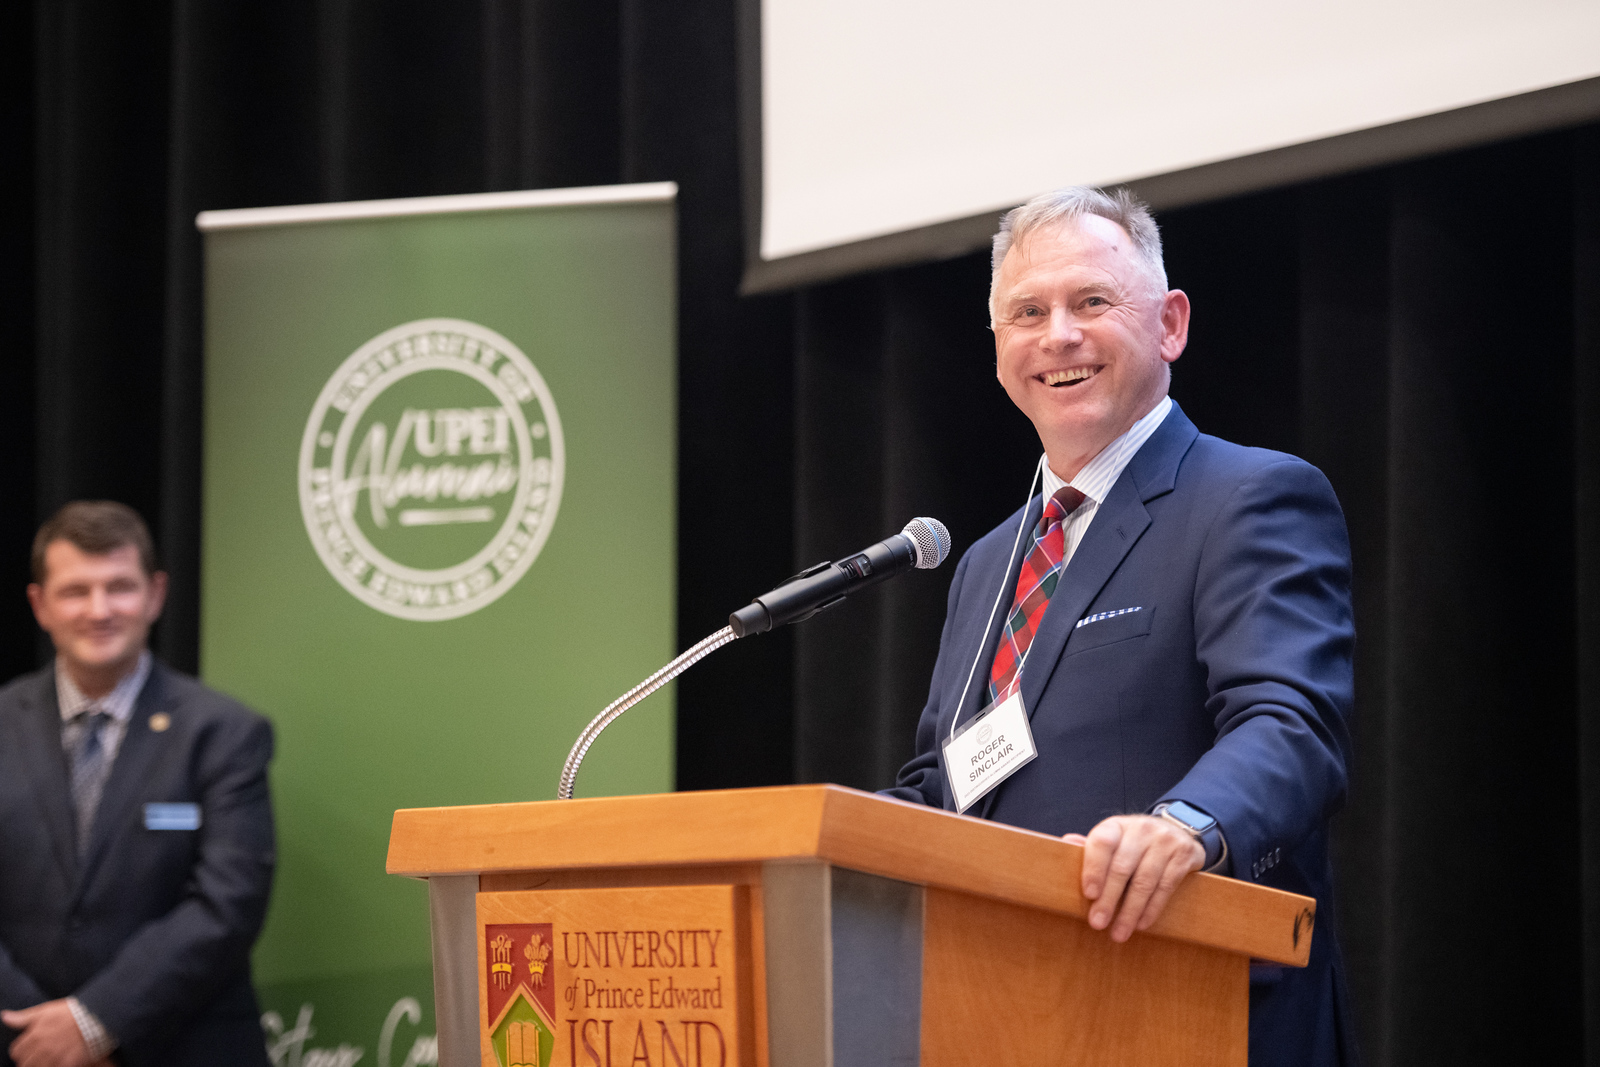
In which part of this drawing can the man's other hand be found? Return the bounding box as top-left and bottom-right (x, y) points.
(1, 1000), (94, 1067)
(1066, 814), (1204, 942)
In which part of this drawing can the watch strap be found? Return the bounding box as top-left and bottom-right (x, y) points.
(1152, 801), (1229, 873)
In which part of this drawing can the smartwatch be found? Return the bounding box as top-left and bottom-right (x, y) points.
(1152, 800), (1229, 873)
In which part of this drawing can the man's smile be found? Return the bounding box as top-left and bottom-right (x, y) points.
(1040, 366), (1102, 387)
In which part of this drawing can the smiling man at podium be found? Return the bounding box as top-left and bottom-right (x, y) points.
(884, 187), (1357, 1067)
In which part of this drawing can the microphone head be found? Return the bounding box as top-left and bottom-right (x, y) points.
(901, 517), (951, 569)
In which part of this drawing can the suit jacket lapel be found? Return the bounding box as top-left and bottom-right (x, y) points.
(975, 404), (1200, 819)
(78, 664), (176, 889)
(12, 670), (79, 883)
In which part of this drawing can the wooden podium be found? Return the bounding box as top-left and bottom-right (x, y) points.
(386, 785), (1314, 1067)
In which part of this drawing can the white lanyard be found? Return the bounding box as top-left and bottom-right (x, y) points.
(949, 455), (1046, 744)
(941, 457), (1055, 811)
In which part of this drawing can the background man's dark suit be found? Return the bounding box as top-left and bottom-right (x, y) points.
(886, 402), (1359, 1066)
(0, 661), (275, 1067)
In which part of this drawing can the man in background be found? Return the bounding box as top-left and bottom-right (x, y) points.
(0, 501), (275, 1067)
(887, 187), (1357, 1065)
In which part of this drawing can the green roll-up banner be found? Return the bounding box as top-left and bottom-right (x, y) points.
(198, 184), (678, 1066)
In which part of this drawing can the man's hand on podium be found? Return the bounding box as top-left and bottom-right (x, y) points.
(1065, 815), (1205, 943)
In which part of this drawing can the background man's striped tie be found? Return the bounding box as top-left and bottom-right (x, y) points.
(65, 708), (112, 856)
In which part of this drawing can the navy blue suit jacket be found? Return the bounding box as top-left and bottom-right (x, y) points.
(886, 403), (1359, 1066)
(0, 661), (275, 1067)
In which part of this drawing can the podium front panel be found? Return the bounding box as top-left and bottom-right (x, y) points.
(474, 884), (757, 1067)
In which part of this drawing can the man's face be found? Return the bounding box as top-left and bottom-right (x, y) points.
(992, 215), (1189, 476)
(27, 542), (166, 683)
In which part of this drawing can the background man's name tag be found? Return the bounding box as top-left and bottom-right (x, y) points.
(144, 802), (202, 831)
(942, 690), (1038, 812)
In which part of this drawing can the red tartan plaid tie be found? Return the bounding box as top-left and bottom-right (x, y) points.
(988, 486), (1087, 703)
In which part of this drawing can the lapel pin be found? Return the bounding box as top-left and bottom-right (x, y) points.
(149, 712), (171, 733)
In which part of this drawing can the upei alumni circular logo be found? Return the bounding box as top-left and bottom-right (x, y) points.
(298, 318), (565, 621)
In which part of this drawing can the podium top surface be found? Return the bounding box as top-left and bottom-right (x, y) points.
(387, 783), (1315, 966)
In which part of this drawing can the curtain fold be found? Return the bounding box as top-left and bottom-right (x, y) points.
(1573, 127), (1600, 1067)
(1378, 137), (1582, 1060)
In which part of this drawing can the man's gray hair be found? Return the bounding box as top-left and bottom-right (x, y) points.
(989, 185), (1167, 323)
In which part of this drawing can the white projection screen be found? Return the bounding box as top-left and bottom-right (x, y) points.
(740, 0), (1600, 291)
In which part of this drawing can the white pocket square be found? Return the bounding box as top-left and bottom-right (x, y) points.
(1075, 606), (1143, 629)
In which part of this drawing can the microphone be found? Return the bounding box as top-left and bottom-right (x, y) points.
(558, 516), (951, 799)
(728, 517), (951, 637)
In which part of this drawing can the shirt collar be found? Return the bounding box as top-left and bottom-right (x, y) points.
(56, 651), (153, 725)
(1041, 396), (1173, 506)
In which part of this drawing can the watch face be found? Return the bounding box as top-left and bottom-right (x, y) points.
(1164, 800), (1217, 834)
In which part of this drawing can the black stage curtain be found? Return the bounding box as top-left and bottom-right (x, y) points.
(4, 3), (1596, 1063)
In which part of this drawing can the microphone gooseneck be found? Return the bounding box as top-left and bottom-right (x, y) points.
(728, 517), (950, 637)
(556, 516), (950, 799)
(557, 626), (738, 800)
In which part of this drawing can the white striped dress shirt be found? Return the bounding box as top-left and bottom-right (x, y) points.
(56, 650), (152, 763)
(1039, 395), (1172, 566)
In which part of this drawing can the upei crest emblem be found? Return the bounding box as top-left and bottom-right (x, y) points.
(485, 924), (557, 1067)
(298, 318), (565, 621)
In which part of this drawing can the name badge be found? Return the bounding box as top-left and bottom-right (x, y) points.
(144, 802), (202, 831)
(941, 690), (1038, 813)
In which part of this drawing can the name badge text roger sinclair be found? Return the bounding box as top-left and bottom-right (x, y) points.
(941, 690), (1038, 812)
